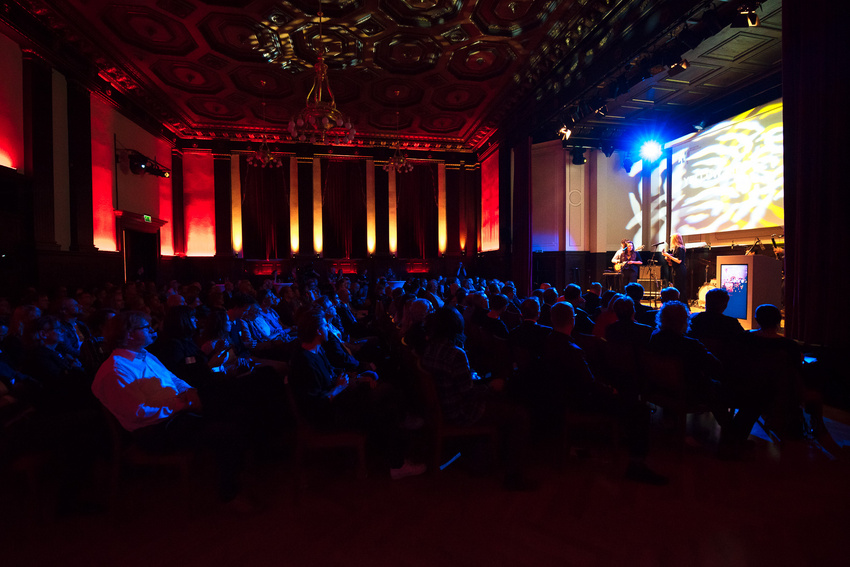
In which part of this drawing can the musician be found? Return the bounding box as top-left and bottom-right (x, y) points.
(611, 239), (642, 284)
(661, 233), (688, 302)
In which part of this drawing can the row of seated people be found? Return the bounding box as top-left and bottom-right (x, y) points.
(0, 274), (818, 511)
(452, 281), (818, 459)
(0, 272), (528, 508)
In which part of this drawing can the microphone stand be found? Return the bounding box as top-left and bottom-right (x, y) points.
(649, 242), (662, 308)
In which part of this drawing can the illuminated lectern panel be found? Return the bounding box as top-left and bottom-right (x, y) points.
(716, 255), (783, 330)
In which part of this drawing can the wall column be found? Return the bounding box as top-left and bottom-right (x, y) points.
(66, 80), (96, 252)
(170, 150), (185, 255)
(22, 50), (58, 251)
(511, 138), (532, 296)
(213, 150), (232, 257)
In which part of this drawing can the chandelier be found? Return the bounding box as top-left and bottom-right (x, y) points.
(249, 82), (284, 168)
(286, 2), (355, 145)
(247, 138), (283, 168)
(382, 102), (413, 174)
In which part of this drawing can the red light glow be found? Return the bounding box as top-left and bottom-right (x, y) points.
(90, 97), (117, 251)
(0, 34), (23, 170)
(480, 151), (499, 252)
(182, 151), (216, 256)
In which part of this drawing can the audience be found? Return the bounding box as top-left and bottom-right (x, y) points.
(0, 266), (831, 512)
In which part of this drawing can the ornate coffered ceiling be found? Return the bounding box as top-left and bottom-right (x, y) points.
(3, 0), (782, 154)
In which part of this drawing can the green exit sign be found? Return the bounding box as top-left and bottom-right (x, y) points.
(143, 215), (152, 223)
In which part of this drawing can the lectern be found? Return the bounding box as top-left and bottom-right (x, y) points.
(715, 254), (783, 330)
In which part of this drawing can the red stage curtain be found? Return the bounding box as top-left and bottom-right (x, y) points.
(239, 156), (289, 260)
(783, 0), (846, 347)
(397, 162), (438, 259)
(322, 158), (367, 259)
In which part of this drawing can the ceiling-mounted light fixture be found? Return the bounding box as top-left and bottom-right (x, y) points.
(570, 148), (586, 165)
(383, 92), (413, 174)
(667, 59), (690, 77)
(248, 80), (284, 168)
(286, 0), (355, 145)
(731, 2), (761, 28)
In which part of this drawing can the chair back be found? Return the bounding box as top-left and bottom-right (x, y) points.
(413, 361), (445, 432)
(639, 350), (688, 407)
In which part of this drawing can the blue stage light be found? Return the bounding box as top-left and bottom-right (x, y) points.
(639, 140), (663, 162)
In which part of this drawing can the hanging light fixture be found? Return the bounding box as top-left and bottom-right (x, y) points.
(383, 95), (413, 174)
(248, 81), (284, 168)
(286, 1), (355, 145)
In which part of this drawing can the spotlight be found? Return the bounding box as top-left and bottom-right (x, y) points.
(667, 59), (690, 77)
(128, 153), (148, 175)
(601, 145), (615, 158)
(731, 4), (760, 28)
(125, 150), (172, 178)
(639, 140), (663, 162)
(558, 125), (572, 141)
(693, 120), (707, 131)
(570, 148), (586, 165)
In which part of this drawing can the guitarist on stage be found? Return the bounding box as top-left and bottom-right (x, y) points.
(661, 233), (688, 302)
(611, 239), (642, 284)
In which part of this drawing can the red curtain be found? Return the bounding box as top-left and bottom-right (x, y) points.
(322, 158), (367, 259)
(239, 156), (289, 260)
(397, 162), (438, 259)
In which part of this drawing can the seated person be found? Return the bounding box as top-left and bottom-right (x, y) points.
(605, 295), (653, 348)
(543, 302), (666, 485)
(420, 306), (533, 490)
(506, 297), (552, 408)
(502, 281), (523, 313)
(238, 302), (289, 349)
(625, 283), (655, 328)
(647, 301), (721, 404)
(256, 289), (293, 342)
(562, 284), (595, 336)
(538, 288), (559, 327)
(688, 288), (745, 360)
(480, 293), (510, 339)
(79, 308), (117, 375)
(20, 315), (92, 414)
(56, 298), (90, 359)
(289, 308), (424, 480)
(148, 305), (224, 388)
(604, 295), (653, 398)
(582, 282), (603, 318)
(314, 296), (372, 373)
(92, 311), (248, 503)
(740, 304), (808, 441)
(400, 298), (431, 356)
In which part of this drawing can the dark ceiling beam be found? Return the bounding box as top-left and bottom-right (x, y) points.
(505, 0), (754, 148)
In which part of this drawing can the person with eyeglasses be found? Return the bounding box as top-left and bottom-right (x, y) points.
(92, 311), (247, 504)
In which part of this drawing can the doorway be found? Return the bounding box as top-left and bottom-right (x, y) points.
(124, 229), (158, 282)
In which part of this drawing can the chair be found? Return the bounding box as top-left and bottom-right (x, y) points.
(413, 362), (498, 474)
(563, 410), (620, 464)
(101, 407), (193, 513)
(284, 377), (367, 483)
(639, 350), (712, 447)
(1, 387), (50, 522)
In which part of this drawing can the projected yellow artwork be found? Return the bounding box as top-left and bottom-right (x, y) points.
(669, 100), (783, 234)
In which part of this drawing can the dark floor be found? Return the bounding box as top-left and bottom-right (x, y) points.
(4, 407), (850, 567)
